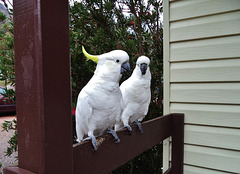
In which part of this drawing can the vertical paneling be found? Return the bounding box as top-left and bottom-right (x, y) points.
(163, 0), (171, 172)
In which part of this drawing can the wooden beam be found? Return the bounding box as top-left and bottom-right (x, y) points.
(4, 0), (73, 173)
(171, 113), (184, 174)
(0, 105), (16, 116)
(73, 114), (184, 174)
(3, 167), (35, 174)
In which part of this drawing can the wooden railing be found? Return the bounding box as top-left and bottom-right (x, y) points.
(4, 113), (184, 174)
(0, 105), (16, 116)
(73, 113), (184, 174)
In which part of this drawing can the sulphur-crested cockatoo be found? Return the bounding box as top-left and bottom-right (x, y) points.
(115, 56), (151, 134)
(75, 46), (131, 151)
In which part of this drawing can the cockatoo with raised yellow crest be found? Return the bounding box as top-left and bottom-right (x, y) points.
(115, 56), (151, 134)
(75, 46), (131, 151)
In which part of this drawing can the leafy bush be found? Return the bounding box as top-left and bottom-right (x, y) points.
(70, 0), (163, 115)
(70, 0), (163, 173)
(0, 2), (17, 163)
(0, 4), (15, 102)
(1, 119), (17, 158)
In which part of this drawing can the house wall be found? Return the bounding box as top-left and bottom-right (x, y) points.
(163, 0), (240, 173)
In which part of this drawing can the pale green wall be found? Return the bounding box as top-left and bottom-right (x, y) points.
(163, 0), (240, 173)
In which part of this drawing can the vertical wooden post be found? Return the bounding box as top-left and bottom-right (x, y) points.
(171, 113), (184, 174)
(4, 0), (73, 173)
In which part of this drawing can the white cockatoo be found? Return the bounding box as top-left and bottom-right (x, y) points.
(115, 56), (151, 134)
(75, 46), (131, 151)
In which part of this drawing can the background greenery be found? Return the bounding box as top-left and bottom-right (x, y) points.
(0, 2), (15, 103)
(70, 0), (163, 173)
(1, 0), (163, 173)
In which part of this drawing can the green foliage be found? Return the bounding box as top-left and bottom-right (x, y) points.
(112, 144), (162, 174)
(70, 0), (163, 172)
(0, 2), (17, 161)
(70, 0), (163, 107)
(1, 119), (17, 158)
(70, 0), (128, 103)
(0, 87), (15, 104)
(0, 8), (15, 101)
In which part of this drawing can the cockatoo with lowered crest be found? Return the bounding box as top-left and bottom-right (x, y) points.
(115, 56), (151, 134)
(75, 46), (131, 151)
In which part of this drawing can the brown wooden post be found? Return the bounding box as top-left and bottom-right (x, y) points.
(171, 113), (184, 174)
(4, 0), (73, 173)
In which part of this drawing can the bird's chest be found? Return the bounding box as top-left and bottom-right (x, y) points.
(88, 82), (122, 113)
(95, 86), (120, 103)
(127, 85), (150, 103)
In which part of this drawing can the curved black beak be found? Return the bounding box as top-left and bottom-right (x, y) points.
(140, 63), (147, 75)
(121, 62), (131, 74)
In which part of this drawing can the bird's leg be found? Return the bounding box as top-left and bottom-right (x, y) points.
(124, 124), (132, 135)
(133, 121), (143, 134)
(83, 135), (98, 151)
(107, 128), (120, 143)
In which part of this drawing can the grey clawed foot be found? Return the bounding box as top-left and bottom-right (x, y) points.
(133, 121), (143, 134)
(83, 135), (98, 151)
(124, 124), (132, 135)
(107, 128), (120, 143)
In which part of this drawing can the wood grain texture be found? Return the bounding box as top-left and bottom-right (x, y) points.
(73, 114), (183, 174)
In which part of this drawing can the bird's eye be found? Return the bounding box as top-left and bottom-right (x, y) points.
(116, 59), (120, 63)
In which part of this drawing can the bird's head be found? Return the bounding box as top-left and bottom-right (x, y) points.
(82, 46), (131, 81)
(136, 56), (150, 75)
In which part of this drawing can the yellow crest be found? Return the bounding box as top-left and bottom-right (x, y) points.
(82, 46), (98, 63)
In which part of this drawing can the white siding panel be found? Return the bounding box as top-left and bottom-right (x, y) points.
(170, 11), (240, 42)
(170, 59), (240, 82)
(184, 145), (240, 173)
(170, 83), (240, 104)
(185, 125), (240, 150)
(184, 165), (230, 174)
(170, 103), (240, 128)
(170, 0), (240, 21)
(164, 1), (240, 173)
(170, 35), (240, 61)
